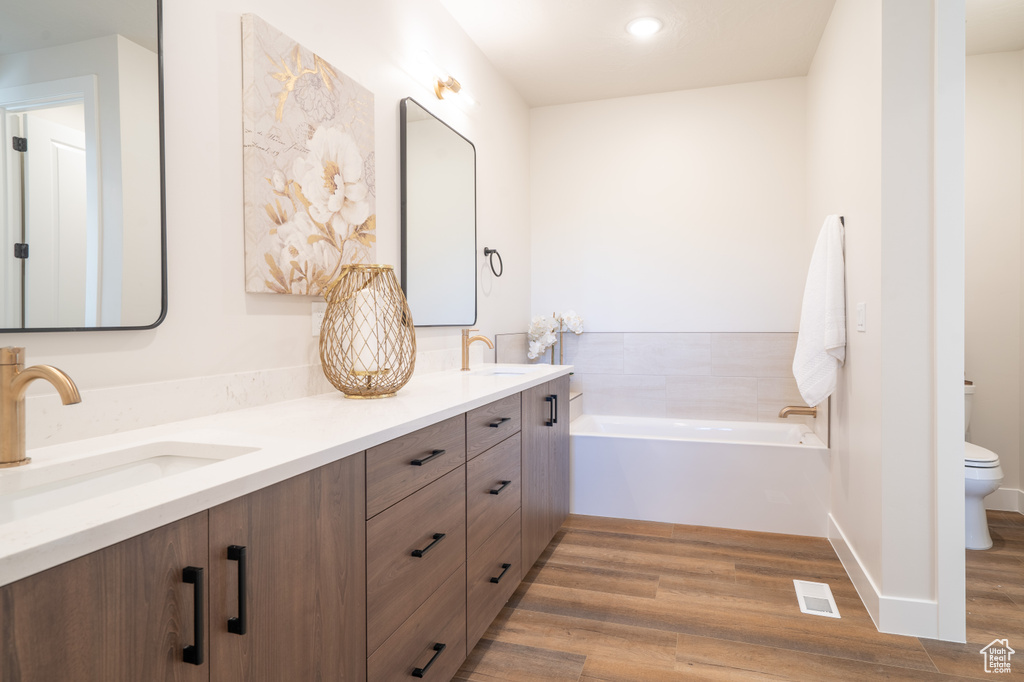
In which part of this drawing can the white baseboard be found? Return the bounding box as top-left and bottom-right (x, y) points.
(828, 514), (880, 628)
(827, 514), (939, 639)
(985, 487), (1024, 513)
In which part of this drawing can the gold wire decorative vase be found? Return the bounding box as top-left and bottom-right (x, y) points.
(320, 265), (416, 399)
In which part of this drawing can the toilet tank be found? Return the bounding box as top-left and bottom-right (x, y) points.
(965, 382), (975, 435)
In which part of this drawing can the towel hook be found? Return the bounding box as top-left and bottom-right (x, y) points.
(483, 247), (503, 277)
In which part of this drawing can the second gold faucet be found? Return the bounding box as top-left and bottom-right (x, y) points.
(461, 329), (493, 371)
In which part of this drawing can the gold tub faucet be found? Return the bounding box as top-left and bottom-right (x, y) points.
(779, 405), (817, 418)
(1, 347), (81, 467)
(461, 329), (494, 371)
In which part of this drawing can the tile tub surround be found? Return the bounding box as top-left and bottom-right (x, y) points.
(496, 332), (828, 445)
(0, 364), (572, 587)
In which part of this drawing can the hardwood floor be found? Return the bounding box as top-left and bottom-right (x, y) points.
(455, 511), (1024, 681)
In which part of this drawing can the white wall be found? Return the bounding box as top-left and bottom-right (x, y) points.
(965, 50), (1023, 503)
(7, 0), (532, 445)
(805, 0), (884, 620)
(808, 0), (965, 642)
(529, 78), (808, 333)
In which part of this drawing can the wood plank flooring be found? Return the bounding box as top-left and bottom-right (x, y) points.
(455, 511), (1024, 681)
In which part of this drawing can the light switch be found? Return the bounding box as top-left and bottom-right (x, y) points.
(856, 302), (866, 332)
(312, 301), (327, 336)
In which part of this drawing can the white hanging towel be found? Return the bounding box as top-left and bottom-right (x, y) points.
(792, 215), (846, 407)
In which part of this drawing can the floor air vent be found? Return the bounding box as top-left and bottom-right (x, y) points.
(793, 580), (841, 619)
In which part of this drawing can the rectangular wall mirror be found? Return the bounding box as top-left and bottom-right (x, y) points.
(0, 0), (166, 331)
(400, 97), (476, 327)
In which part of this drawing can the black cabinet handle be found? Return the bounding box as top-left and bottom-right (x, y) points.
(489, 417), (511, 428)
(545, 396), (554, 427)
(411, 533), (446, 557)
(182, 566), (204, 665)
(411, 449), (445, 466)
(412, 642), (446, 678)
(552, 394), (558, 424)
(227, 545), (247, 635)
(489, 480), (512, 495)
(489, 563), (512, 584)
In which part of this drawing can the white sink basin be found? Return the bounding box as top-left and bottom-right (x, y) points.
(468, 364), (548, 377)
(0, 441), (259, 524)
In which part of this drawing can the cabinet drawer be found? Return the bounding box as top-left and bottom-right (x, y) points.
(366, 466), (467, 653)
(467, 393), (521, 459)
(367, 414), (466, 519)
(467, 509), (522, 652)
(466, 432), (521, 553)
(367, 564), (467, 682)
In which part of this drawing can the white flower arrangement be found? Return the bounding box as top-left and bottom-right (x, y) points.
(527, 315), (559, 360)
(527, 311), (584, 361)
(561, 310), (584, 335)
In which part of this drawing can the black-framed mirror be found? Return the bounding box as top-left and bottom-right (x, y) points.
(0, 0), (166, 332)
(400, 97), (476, 327)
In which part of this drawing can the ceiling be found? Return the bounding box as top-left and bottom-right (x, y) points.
(966, 0), (1024, 55)
(440, 0), (1024, 108)
(0, 0), (156, 57)
(438, 0), (837, 107)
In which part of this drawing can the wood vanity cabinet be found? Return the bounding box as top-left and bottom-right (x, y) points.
(522, 375), (571, 570)
(208, 453), (366, 682)
(0, 512), (210, 682)
(365, 415), (469, 681)
(0, 376), (571, 682)
(0, 456), (366, 682)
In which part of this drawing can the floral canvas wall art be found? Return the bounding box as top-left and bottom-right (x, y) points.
(242, 14), (376, 295)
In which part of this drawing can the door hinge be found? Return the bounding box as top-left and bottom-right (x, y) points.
(13, 243), (28, 259)
(12, 137), (27, 153)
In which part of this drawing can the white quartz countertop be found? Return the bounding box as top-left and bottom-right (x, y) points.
(0, 364), (572, 586)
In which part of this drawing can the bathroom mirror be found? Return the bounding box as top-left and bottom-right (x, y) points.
(400, 97), (476, 327)
(0, 0), (165, 331)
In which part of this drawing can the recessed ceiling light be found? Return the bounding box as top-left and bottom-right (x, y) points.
(626, 17), (663, 38)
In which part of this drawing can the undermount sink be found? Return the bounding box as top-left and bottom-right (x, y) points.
(0, 441), (259, 525)
(467, 365), (548, 377)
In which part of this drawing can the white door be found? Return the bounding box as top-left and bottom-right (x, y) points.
(23, 109), (89, 327)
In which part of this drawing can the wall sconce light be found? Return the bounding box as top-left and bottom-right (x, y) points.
(435, 75), (462, 99)
(420, 50), (475, 106)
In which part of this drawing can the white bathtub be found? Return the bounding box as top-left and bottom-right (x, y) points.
(570, 414), (830, 537)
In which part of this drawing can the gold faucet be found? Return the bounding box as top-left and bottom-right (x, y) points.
(779, 405), (817, 418)
(1, 347), (81, 467)
(461, 329), (494, 371)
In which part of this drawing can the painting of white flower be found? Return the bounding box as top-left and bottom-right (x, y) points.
(242, 14), (376, 295)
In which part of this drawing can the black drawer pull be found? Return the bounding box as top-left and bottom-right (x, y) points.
(227, 545), (247, 635)
(489, 417), (511, 428)
(412, 642), (446, 678)
(182, 566), (204, 665)
(551, 394), (559, 424)
(411, 533), (446, 557)
(545, 395), (555, 427)
(411, 449), (445, 466)
(490, 563), (512, 584)
(489, 480), (512, 495)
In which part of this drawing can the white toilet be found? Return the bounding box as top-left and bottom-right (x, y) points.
(965, 382), (1004, 550)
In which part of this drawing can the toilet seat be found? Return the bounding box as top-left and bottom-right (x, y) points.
(965, 442), (1000, 468)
